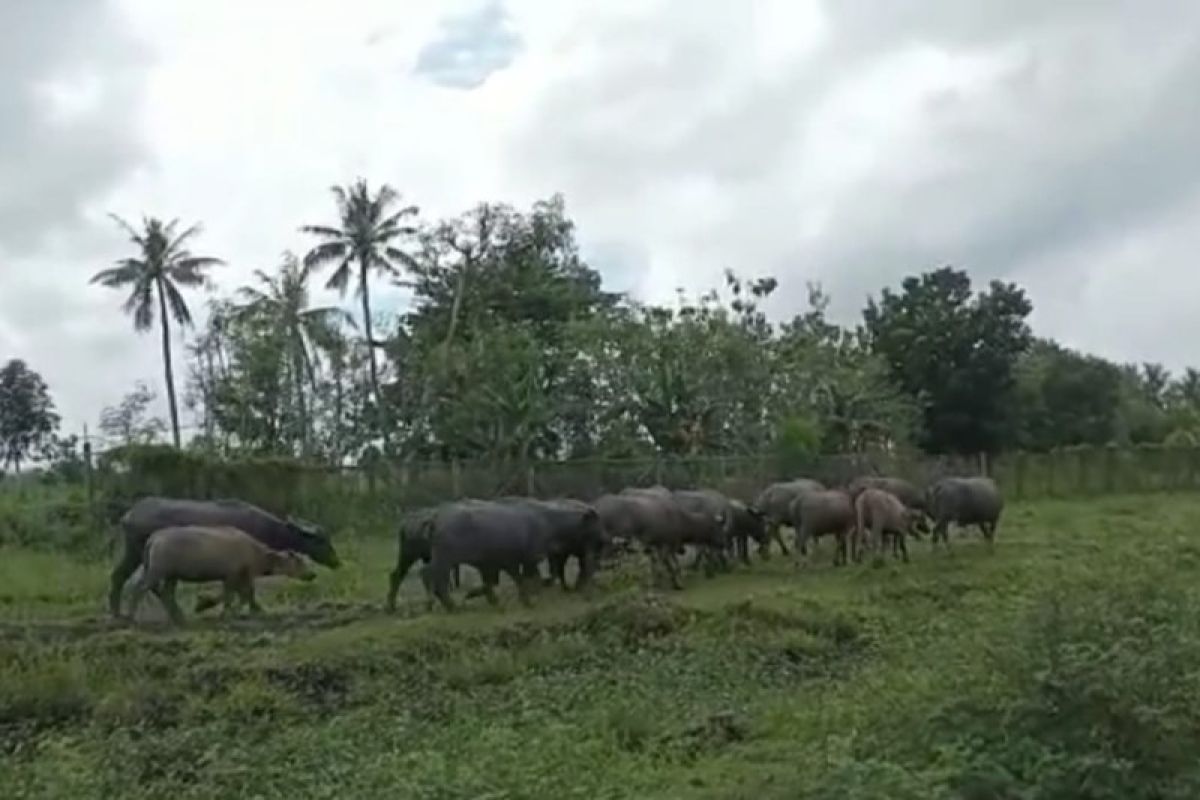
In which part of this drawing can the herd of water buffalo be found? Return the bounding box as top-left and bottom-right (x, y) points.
(107, 474), (1004, 625)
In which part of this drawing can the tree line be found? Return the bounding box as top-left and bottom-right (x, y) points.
(2, 180), (1197, 476)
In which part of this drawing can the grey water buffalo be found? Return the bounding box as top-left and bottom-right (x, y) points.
(728, 499), (768, 565)
(790, 489), (856, 566)
(496, 497), (608, 592)
(415, 498), (603, 611)
(855, 488), (920, 563)
(128, 525), (316, 625)
(672, 489), (737, 573)
(754, 479), (825, 557)
(926, 477), (1004, 548)
(847, 476), (930, 537)
(386, 504), (453, 612)
(110, 497), (339, 619)
(595, 489), (724, 590)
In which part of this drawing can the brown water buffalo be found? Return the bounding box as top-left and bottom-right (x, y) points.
(128, 525), (315, 625)
(855, 487), (920, 563)
(847, 476), (930, 537)
(753, 478), (825, 557)
(789, 489), (856, 566)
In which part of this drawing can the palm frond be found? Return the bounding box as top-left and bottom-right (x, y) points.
(363, 254), (399, 280)
(128, 284), (155, 332)
(162, 279), (195, 327)
(383, 246), (420, 270)
(298, 225), (346, 241)
(170, 256), (224, 286)
(237, 285), (272, 305)
(107, 213), (146, 248)
(91, 259), (146, 287)
(378, 205), (419, 233)
(303, 240), (349, 270)
(167, 221), (203, 253)
(375, 183), (399, 206)
(325, 258), (354, 294)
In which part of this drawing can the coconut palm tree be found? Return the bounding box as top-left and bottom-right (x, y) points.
(236, 252), (354, 455)
(300, 179), (419, 452)
(92, 215), (224, 448)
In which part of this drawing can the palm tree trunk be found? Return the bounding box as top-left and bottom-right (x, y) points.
(443, 257), (470, 353)
(157, 278), (182, 448)
(360, 258), (391, 453)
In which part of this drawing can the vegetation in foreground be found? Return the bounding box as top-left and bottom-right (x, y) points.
(3, 494), (1200, 798)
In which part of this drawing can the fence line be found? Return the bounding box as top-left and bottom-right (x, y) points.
(5, 446), (1200, 539)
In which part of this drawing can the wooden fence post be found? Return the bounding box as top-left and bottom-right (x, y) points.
(83, 436), (96, 533)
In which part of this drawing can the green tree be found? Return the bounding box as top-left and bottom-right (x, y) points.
(1012, 340), (1124, 450)
(236, 252), (354, 454)
(301, 180), (420, 453)
(864, 266), (1032, 455)
(0, 359), (60, 472)
(91, 215), (224, 447)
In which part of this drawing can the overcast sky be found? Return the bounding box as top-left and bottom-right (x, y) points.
(2, 0), (1198, 437)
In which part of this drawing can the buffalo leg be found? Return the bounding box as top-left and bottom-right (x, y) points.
(662, 547), (684, 590)
(158, 579), (185, 626)
(774, 524), (791, 556)
(194, 593), (224, 614)
(466, 567), (501, 605)
(932, 521), (950, 550)
(897, 531), (909, 563)
(108, 548), (142, 619)
(547, 553), (567, 589)
(387, 551), (420, 613)
(127, 572), (153, 621)
(504, 566), (534, 607)
(219, 579), (239, 617)
(425, 557), (456, 612)
(238, 575), (263, 615)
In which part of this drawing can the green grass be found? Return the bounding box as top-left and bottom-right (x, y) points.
(4, 494), (1200, 798)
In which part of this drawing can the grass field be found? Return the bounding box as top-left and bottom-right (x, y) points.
(3, 493), (1200, 798)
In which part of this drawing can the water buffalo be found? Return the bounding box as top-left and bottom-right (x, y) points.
(727, 499), (768, 565)
(110, 497), (339, 619)
(789, 489), (856, 566)
(497, 497), (608, 592)
(926, 477), (1003, 548)
(385, 504), (454, 612)
(754, 479), (826, 557)
(855, 487), (920, 563)
(847, 476), (930, 537)
(595, 489), (723, 590)
(128, 525), (316, 625)
(672, 489), (737, 573)
(418, 498), (603, 611)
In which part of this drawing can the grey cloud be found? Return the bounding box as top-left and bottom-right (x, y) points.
(0, 0), (154, 432)
(413, 1), (523, 89)
(0, 0), (150, 255)
(508, 1), (1200, 369)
